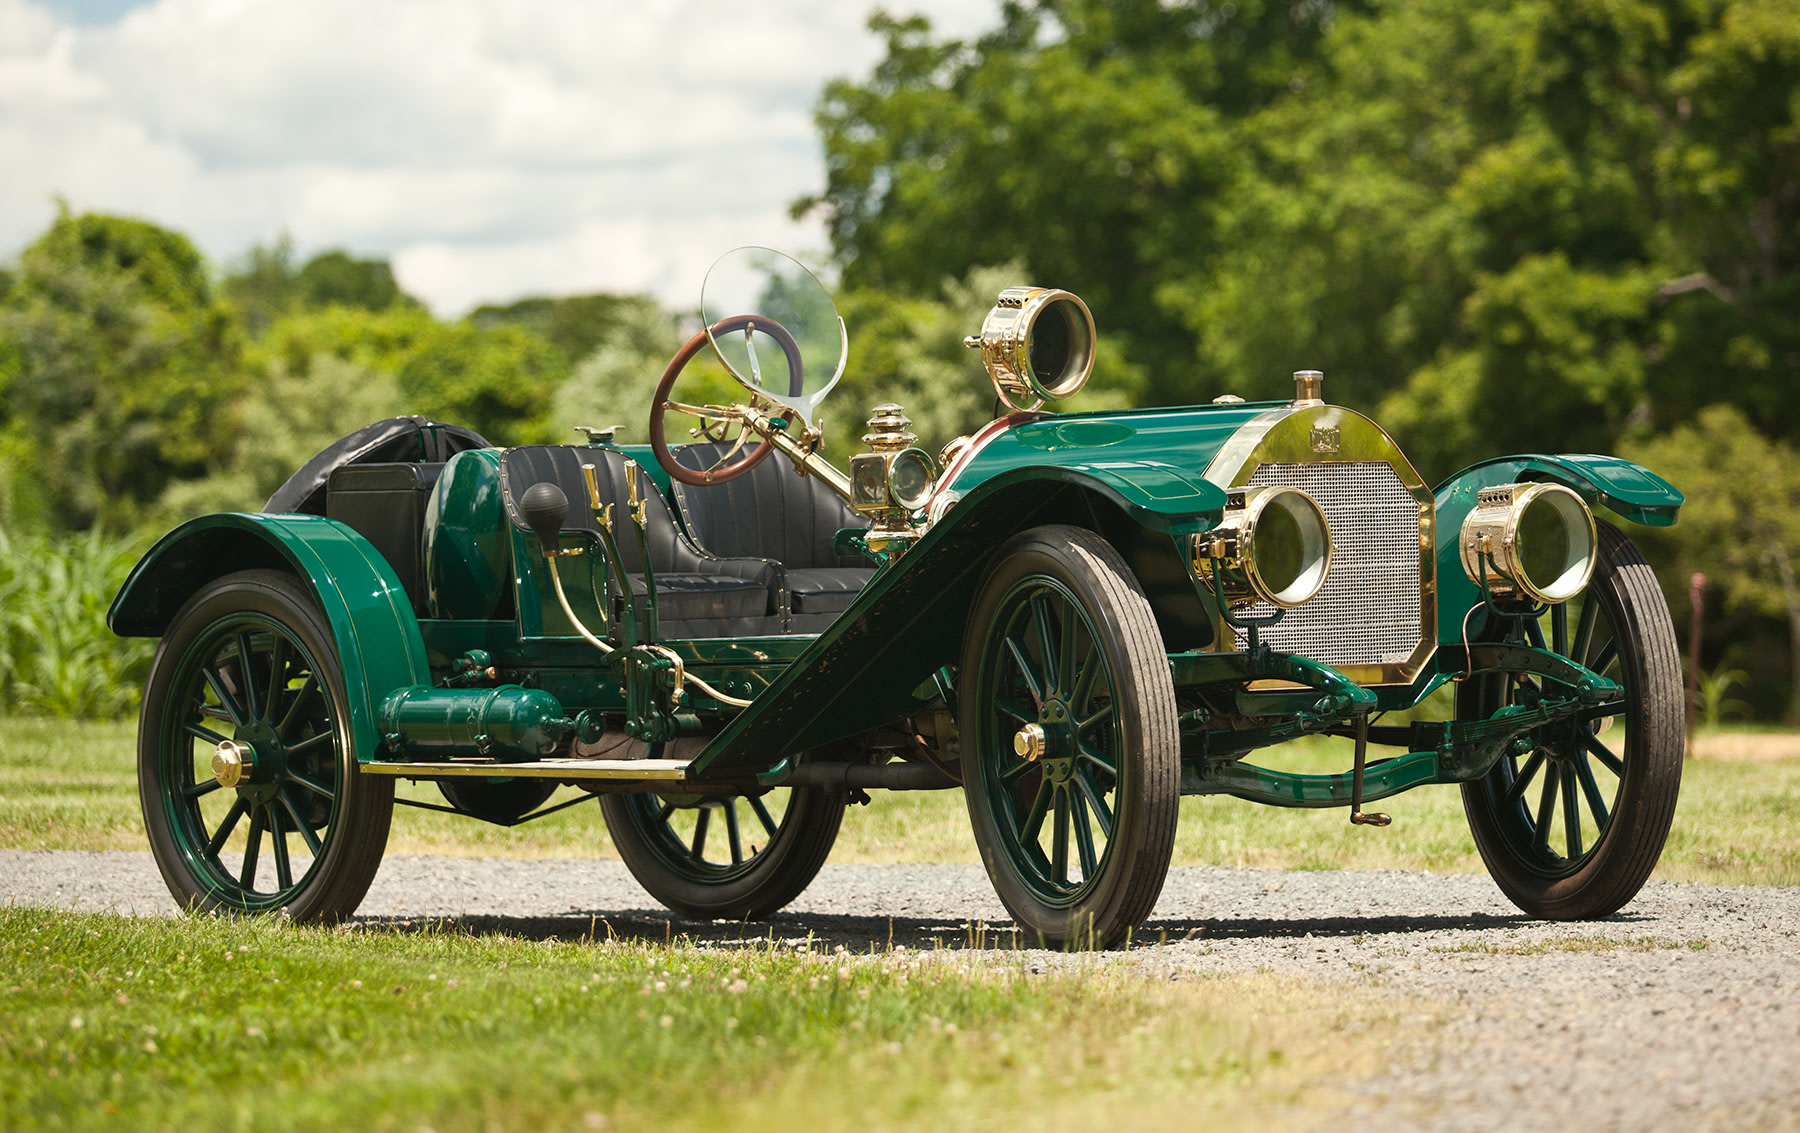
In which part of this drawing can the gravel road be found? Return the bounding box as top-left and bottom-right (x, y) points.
(4, 850), (1797, 1131)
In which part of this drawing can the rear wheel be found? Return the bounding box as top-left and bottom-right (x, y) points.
(1459, 521), (1683, 919)
(138, 570), (392, 922)
(601, 782), (843, 920)
(961, 525), (1180, 949)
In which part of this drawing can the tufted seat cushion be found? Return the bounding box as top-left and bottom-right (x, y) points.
(500, 445), (782, 637)
(670, 443), (875, 631)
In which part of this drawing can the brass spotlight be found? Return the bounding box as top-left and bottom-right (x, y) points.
(1459, 482), (1597, 604)
(1193, 486), (1334, 609)
(964, 286), (1097, 413)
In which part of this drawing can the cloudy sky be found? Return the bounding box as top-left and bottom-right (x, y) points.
(0, 0), (999, 314)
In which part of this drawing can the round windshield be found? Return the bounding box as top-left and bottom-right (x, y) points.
(701, 247), (846, 425)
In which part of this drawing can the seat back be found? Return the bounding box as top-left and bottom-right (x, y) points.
(501, 445), (701, 575)
(669, 442), (868, 569)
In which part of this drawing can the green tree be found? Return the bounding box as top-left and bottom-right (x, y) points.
(0, 207), (244, 530)
(1624, 404), (1800, 722)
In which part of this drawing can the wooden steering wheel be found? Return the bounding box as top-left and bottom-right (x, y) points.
(649, 314), (807, 487)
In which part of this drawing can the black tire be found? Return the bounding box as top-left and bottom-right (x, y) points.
(1459, 521), (1683, 919)
(960, 525), (1180, 949)
(138, 569), (393, 923)
(601, 784), (844, 920)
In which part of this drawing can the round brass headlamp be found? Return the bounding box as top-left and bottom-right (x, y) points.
(1459, 482), (1597, 604)
(964, 286), (1097, 413)
(888, 447), (937, 511)
(1193, 486), (1334, 609)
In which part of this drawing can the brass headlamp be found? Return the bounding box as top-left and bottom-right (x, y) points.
(1459, 482), (1597, 604)
(964, 286), (1097, 413)
(1193, 486), (1334, 609)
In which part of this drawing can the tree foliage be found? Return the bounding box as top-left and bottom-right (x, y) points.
(807, 0), (1800, 480)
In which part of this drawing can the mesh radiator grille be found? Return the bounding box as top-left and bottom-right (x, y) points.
(1233, 461), (1423, 669)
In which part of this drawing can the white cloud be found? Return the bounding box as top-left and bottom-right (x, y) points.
(0, 0), (1000, 313)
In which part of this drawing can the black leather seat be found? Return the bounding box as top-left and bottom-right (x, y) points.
(670, 443), (874, 632)
(499, 446), (782, 637)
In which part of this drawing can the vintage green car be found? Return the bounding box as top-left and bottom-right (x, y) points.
(109, 248), (1685, 948)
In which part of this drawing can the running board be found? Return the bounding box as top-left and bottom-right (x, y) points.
(361, 758), (691, 782)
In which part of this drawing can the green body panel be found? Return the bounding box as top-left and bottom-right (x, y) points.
(947, 404), (1261, 533)
(424, 448), (510, 621)
(1433, 453), (1685, 644)
(108, 513), (430, 763)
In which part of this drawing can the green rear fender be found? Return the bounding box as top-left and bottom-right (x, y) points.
(108, 513), (430, 763)
(1432, 453), (1683, 642)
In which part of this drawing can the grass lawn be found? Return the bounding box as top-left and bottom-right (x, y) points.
(0, 906), (1413, 1132)
(2, 718), (1796, 886)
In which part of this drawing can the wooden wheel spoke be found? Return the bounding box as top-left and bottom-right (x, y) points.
(183, 778), (222, 800)
(1056, 595), (1078, 694)
(1502, 750), (1545, 807)
(1000, 758), (1039, 783)
(994, 696), (1036, 724)
(1574, 752), (1612, 832)
(235, 633), (261, 721)
(1589, 639), (1619, 679)
(1070, 790), (1098, 878)
(1050, 788), (1071, 884)
(653, 800), (676, 824)
(269, 804), (294, 891)
(1074, 767), (1114, 839)
(1002, 635), (1045, 705)
(1523, 616), (1547, 651)
(239, 805), (265, 888)
(1019, 780), (1053, 844)
(277, 790), (324, 856)
(1551, 603), (1569, 658)
(1071, 647), (1102, 710)
(1581, 732), (1625, 776)
(1561, 763), (1583, 859)
(277, 674), (318, 737)
(689, 806), (711, 861)
(1532, 768), (1560, 855)
(184, 721), (230, 747)
(1076, 703), (1113, 735)
(747, 794), (779, 838)
(265, 638), (290, 726)
(287, 731), (333, 757)
(1573, 596), (1600, 666)
(1030, 596), (1060, 696)
(206, 798), (247, 855)
(724, 802), (746, 865)
(1076, 741), (1117, 777)
(202, 667), (248, 728)
(284, 768), (336, 803)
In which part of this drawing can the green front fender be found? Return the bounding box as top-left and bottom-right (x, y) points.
(1432, 453), (1684, 642)
(108, 513), (430, 763)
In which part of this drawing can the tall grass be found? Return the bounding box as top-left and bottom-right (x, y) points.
(0, 526), (152, 718)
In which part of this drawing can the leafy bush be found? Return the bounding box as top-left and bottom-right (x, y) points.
(0, 526), (152, 719)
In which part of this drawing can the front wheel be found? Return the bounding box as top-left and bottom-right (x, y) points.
(601, 782), (844, 920)
(138, 570), (392, 922)
(1459, 521), (1683, 919)
(961, 525), (1180, 949)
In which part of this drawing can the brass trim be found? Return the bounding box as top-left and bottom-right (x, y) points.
(362, 758), (691, 781)
(1201, 404), (1438, 686)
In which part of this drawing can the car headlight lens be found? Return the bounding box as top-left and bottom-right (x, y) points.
(889, 447), (936, 511)
(1193, 486), (1333, 609)
(1459, 482), (1596, 604)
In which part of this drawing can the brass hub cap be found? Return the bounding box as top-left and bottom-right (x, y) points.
(1013, 723), (1047, 761)
(212, 740), (255, 788)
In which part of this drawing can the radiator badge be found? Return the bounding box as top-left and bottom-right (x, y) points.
(1309, 425), (1342, 454)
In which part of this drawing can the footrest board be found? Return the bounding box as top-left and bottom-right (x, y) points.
(362, 758), (691, 782)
